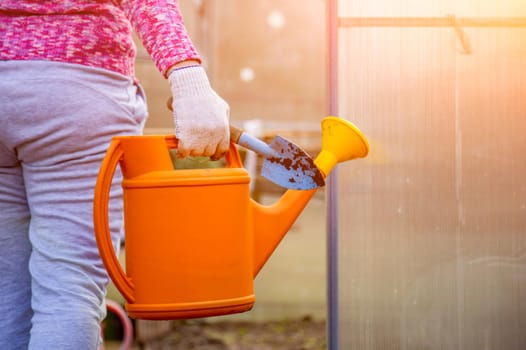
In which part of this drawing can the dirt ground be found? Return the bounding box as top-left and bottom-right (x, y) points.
(106, 316), (326, 350)
(147, 318), (325, 350)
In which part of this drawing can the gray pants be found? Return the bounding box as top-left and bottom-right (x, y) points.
(0, 61), (148, 349)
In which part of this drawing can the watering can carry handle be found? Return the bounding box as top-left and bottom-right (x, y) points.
(164, 135), (244, 167)
(93, 138), (135, 303)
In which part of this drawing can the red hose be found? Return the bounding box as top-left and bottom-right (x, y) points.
(104, 299), (134, 350)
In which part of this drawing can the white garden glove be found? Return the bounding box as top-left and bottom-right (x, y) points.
(168, 65), (230, 159)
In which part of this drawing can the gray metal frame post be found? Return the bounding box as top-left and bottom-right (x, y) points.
(326, 0), (339, 349)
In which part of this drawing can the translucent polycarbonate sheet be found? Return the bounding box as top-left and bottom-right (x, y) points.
(335, 3), (526, 349)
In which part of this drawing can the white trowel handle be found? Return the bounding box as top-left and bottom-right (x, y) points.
(229, 125), (276, 158)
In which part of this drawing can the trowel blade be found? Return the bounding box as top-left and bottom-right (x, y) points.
(261, 136), (325, 190)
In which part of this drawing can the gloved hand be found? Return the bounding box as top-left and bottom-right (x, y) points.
(168, 65), (230, 159)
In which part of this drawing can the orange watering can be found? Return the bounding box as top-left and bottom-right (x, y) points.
(93, 116), (369, 320)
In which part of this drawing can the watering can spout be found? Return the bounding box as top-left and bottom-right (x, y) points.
(252, 116), (369, 275)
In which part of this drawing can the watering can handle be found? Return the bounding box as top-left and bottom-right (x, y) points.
(93, 139), (135, 303)
(164, 135), (244, 167)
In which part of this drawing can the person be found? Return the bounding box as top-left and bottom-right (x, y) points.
(0, 1), (229, 348)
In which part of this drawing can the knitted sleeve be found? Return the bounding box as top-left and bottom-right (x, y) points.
(122, 0), (201, 77)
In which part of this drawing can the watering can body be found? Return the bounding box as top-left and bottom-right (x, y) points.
(124, 158), (255, 319)
(93, 117), (369, 320)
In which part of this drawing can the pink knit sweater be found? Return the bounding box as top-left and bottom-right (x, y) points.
(0, 0), (200, 78)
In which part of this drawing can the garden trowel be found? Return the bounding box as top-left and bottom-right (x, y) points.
(229, 125), (325, 190)
(166, 97), (324, 189)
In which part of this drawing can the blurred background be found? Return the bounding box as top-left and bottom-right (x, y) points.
(121, 1), (526, 349)
(136, 0), (326, 130)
